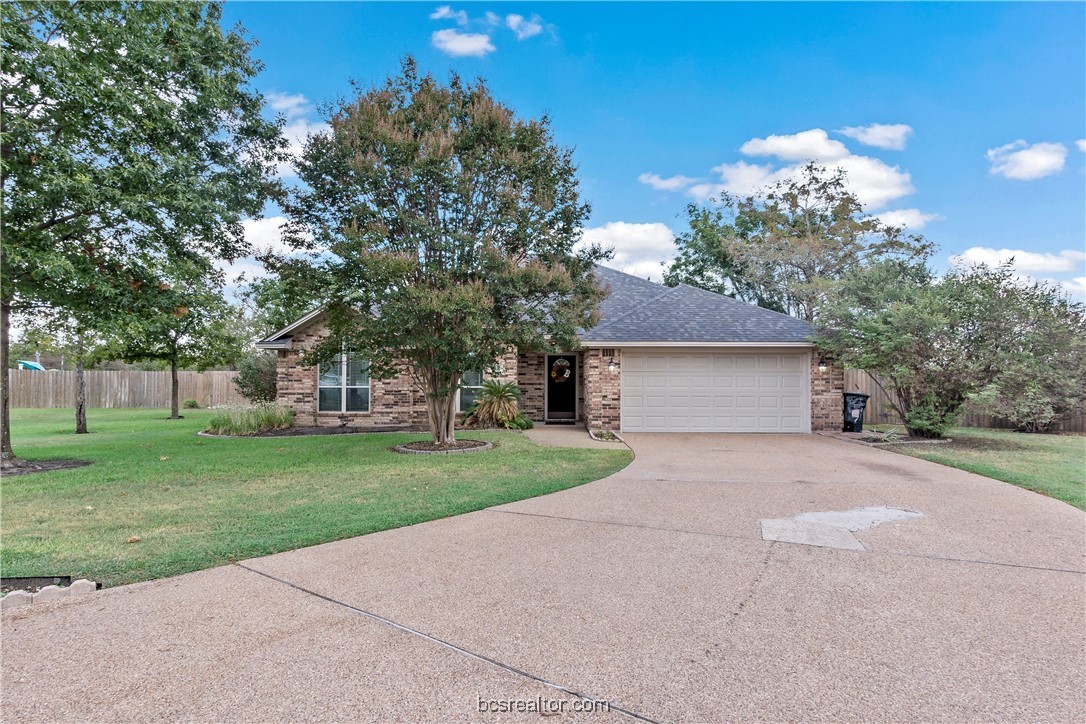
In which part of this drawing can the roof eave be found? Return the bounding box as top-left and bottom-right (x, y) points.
(255, 338), (293, 350)
(578, 340), (814, 348)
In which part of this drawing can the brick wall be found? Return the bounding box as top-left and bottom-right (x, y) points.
(583, 348), (621, 431)
(278, 319), (525, 429)
(517, 352), (546, 420)
(810, 355), (844, 432)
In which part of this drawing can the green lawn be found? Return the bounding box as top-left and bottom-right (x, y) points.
(882, 427), (1085, 510)
(2, 409), (632, 587)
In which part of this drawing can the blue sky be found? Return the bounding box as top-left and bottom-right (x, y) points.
(222, 2), (1086, 296)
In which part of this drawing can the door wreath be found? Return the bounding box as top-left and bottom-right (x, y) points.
(550, 358), (572, 384)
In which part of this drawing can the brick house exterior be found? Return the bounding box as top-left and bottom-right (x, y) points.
(258, 266), (845, 433)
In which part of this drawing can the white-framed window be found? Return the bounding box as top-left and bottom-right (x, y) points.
(318, 352), (370, 413)
(458, 370), (484, 412)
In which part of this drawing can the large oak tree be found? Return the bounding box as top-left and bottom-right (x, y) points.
(279, 59), (607, 445)
(1, 1), (284, 466)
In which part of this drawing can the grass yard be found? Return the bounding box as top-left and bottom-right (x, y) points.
(882, 427), (1085, 510)
(2, 408), (632, 588)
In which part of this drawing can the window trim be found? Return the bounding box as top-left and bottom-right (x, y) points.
(317, 352), (371, 414)
(457, 370), (486, 413)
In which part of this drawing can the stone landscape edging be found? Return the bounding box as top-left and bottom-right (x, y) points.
(392, 441), (493, 455)
(1, 580), (98, 611)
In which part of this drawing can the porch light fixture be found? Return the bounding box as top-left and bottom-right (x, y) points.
(607, 357), (617, 373)
(817, 357), (828, 374)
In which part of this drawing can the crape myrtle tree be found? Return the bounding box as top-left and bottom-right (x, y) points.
(116, 260), (246, 420)
(664, 163), (933, 322)
(279, 59), (608, 445)
(0, 1), (284, 466)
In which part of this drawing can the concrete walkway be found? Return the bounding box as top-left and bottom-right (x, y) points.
(522, 421), (626, 450)
(3, 434), (1084, 722)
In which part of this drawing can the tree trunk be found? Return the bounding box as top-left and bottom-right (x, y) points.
(0, 295), (21, 468)
(74, 334), (88, 434)
(169, 354), (181, 419)
(423, 369), (458, 445)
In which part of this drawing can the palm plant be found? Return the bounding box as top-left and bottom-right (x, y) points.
(463, 380), (523, 428)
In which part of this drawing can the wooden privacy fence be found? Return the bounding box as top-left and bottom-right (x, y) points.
(9, 369), (244, 409)
(842, 369), (1085, 433)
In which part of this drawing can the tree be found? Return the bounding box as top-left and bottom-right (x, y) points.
(814, 260), (1074, 438)
(242, 275), (315, 339)
(280, 59), (607, 445)
(665, 163), (933, 321)
(968, 280), (1086, 432)
(116, 263), (245, 419)
(12, 310), (113, 433)
(1, 2), (284, 466)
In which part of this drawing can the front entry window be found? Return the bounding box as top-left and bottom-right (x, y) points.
(318, 353), (370, 412)
(459, 370), (484, 411)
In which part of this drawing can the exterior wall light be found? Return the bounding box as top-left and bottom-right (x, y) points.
(817, 357), (828, 374)
(607, 358), (617, 373)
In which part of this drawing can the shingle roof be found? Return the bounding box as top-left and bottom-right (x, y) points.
(258, 263), (814, 348)
(583, 265), (814, 344)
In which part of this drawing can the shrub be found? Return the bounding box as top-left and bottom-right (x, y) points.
(502, 413), (533, 430)
(463, 380), (522, 428)
(182, 398), (200, 409)
(233, 351), (278, 403)
(206, 403), (295, 436)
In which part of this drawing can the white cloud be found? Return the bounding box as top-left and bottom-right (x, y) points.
(241, 216), (293, 256)
(832, 155), (914, 209)
(261, 92), (330, 178)
(485, 11), (500, 26)
(740, 129), (850, 162)
(690, 153), (913, 209)
(431, 28), (495, 57)
(1077, 139), (1086, 153)
(638, 173), (697, 192)
(506, 13), (543, 40)
(986, 140), (1068, 180)
(950, 247), (1086, 274)
(279, 116), (330, 178)
(837, 123), (913, 151)
(710, 160), (776, 193)
(266, 91), (310, 120)
(430, 6), (468, 26)
(875, 208), (942, 230)
(1059, 276), (1086, 298)
(580, 222), (676, 282)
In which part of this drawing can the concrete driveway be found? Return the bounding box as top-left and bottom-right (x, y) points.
(4, 433), (1084, 722)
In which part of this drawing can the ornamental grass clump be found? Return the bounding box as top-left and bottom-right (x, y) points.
(463, 380), (531, 429)
(206, 403), (295, 436)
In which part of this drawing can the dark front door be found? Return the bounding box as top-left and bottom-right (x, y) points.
(546, 354), (577, 421)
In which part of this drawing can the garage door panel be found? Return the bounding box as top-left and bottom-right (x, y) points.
(621, 351), (809, 433)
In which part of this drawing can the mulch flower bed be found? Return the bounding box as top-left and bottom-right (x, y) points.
(199, 426), (429, 438)
(392, 439), (493, 455)
(3, 459), (92, 476)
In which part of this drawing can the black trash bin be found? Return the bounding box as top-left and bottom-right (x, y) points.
(843, 392), (870, 432)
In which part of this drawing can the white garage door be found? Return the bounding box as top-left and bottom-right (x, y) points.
(621, 351), (809, 433)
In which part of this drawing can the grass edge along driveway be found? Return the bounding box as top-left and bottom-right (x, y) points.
(878, 426), (1085, 510)
(2, 409), (632, 588)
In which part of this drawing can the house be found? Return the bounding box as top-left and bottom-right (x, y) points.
(256, 265), (844, 433)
